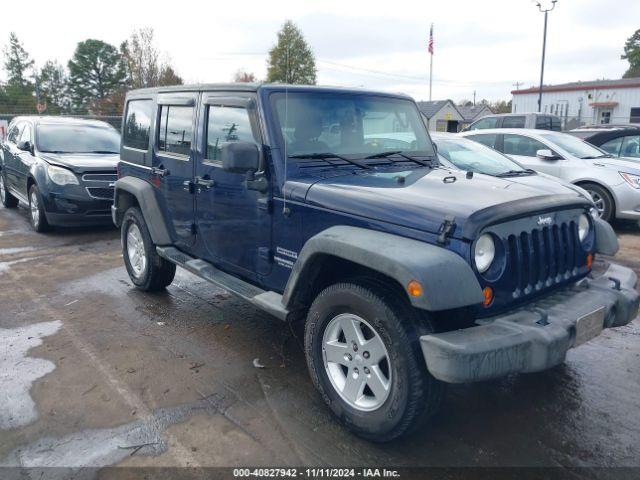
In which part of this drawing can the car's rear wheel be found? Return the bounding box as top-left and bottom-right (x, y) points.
(582, 183), (614, 222)
(0, 173), (18, 208)
(305, 281), (445, 442)
(28, 185), (51, 232)
(121, 206), (176, 291)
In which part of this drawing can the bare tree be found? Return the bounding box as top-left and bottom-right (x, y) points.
(121, 28), (182, 88)
(233, 70), (257, 83)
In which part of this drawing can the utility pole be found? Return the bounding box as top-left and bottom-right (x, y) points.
(513, 81), (523, 90)
(536, 1), (558, 112)
(473, 90), (476, 106)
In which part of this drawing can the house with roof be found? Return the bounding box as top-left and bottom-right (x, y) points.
(416, 100), (465, 133)
(456, 104), (493, 130)
(511, 78), (640, 128)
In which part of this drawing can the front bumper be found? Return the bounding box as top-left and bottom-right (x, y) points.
(420, 263), (639, 383)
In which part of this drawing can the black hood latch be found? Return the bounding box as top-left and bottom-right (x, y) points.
(437, 216), (457, 245)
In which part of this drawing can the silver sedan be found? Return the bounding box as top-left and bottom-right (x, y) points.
(459, 128), (640, 222)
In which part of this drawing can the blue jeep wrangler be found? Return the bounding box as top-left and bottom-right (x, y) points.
(112, 84), (639, 441)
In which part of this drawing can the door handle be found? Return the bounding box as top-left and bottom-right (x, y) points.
(194, 176), (215, 189)
(151, 166), (169, 177)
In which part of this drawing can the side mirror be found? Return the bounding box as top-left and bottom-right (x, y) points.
(536, 149), (560, 161)
(17, 140), (33, 153)
(220, 141), (260, 174)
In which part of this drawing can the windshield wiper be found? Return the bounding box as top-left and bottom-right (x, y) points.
(581, 154), (612, 159)
(496, 169), (536, 177)
(288, 152), (371, 169)
(364, 150), (436, 167)
(88, 150), (119, 154)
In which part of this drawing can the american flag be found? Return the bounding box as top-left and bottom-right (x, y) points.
(428, 24), (434, 54)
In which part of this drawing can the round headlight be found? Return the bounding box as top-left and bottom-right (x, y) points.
(475, 234), (496, 274)
(578, 213), (590, 242)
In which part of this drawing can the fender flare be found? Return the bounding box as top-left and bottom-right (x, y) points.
(113, 177), (172, 245)
(282, 226), (484, 311)
(594, 216), (619, 256)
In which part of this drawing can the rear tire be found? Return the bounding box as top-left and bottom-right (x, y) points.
(121, 206), (176, 291)
(0, 172), (18, 208)
(582, 182), (615, 222)
(305, 281), (445, 442)
(28, 185), (51, 232)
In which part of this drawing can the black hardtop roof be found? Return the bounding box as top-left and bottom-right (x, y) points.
(126, 83), (413, 100)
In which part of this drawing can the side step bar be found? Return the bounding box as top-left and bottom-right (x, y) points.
(156, 246), (289, 321)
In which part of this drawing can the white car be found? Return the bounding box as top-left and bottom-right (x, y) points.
(460, 128), (640, 222)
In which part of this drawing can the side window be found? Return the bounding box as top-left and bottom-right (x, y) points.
(7, 123), (22, 144)
(551, 117), (562, 131)
(123, 99), (153, 150)
(535, 116), (551, 130)
(157, 106), (194, 156)
(20, 124), (32, 143)
(503, 134), (548, 157)
(599, 137), (624, 156)
(467, 133), (497, 149)
(206, 105), (257, 161)
(621, 135), (640, 158)
(470, 117), (498, 130)
(502, 116), (525, 128)
(630, 107), (640, 124)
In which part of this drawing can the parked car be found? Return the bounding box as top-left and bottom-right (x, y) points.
(0, 116), (120, 231)
(460, 128), (640, 222)
(112, 84), (638, 442)
(567, 125), (640, 159)
(431, 132), (593, 199)
(462, 112), (562, 132)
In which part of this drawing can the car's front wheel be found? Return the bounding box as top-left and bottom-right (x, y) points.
(0, 172), (18, 208)
(583, 182), (614, 222)
(28, 185), (51, 232)
(121, 206), (176, 291)
(305, 281), (445, 442)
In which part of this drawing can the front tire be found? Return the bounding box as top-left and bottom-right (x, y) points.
(305, 281), (445, 442)
(0, 172), (18, 208)
(121, 206), (176, 291)
(583, 182), (615, 222)
(28, 185), (51, 232)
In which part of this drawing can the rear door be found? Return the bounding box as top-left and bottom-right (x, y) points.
(153, 93), (199, 250)
(3, 122), (24, 194)
(194, 92), (271, 278)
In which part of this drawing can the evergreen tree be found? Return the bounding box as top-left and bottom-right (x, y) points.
(3, 32), (34, 88)
(37, 60), (70, 113)
(67, 39), (126, 111)
(266, 20), (317, 85)
(622, 28), (640, 78)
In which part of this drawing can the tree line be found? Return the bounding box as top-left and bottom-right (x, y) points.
(1, 28), (183, 116)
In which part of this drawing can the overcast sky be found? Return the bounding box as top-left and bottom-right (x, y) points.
(4, 0), (639, 102)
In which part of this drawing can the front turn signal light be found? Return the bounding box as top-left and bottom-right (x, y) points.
(482, 287), (494, 307)
(586, 253), (594, 270)
(407, 280), (423, 297)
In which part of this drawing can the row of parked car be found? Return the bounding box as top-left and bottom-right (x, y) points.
(0, 86), (638, 442)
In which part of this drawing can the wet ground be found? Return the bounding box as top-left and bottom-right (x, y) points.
(0, 204), (638, 476)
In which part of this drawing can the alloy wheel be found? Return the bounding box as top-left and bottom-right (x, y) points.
(126, 223), (147, 278)
(587, 190), (605, 218)
(0, 175), (5, 204)
(322, 313), (392, 411)
(30, 191), (40, 227)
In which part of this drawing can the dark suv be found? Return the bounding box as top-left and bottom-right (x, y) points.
(112, 84), (639, 441)
(0, 116), (120, 231)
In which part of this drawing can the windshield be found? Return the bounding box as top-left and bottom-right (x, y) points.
(539, 132), (608, 159)
(435, 136), (527, 175)
(270, 92), (434, 159)
(37, 124), (120, 154)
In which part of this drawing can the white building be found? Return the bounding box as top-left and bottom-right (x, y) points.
(511, 78), (640, 128)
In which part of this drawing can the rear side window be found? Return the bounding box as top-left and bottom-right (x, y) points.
(7, 123), (22, 143)
(469, 117), (498, 130)
(599, 137), (623, 156)
(503, 134), (547, 157)
(467, 133), (497, 149)
(502, 116), (525, 128)
(123, 99), (153, 150)
(158, 106), (194, 156)
(206, 106), (257, 161)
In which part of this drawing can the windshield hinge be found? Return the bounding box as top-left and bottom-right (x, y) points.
(437, 216), (456, 245)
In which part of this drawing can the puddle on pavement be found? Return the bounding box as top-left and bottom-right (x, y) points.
(0, 246), (36, 256)
(1, 401), (212, 472)
(0, 321), (62, 429)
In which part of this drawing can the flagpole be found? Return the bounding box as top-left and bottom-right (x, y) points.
(428, 23), (433, 101)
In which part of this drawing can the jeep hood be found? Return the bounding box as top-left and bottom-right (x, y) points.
(38, 152), (119, 172)
(303, 168), (588, 238)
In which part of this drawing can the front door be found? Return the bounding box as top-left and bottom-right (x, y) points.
(153, 93), (198, 249)
(501, 133), (564, 177)
(15, 123), (36, 195)
(194, 93), (271, 279)
(3, 122), (24, 195)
